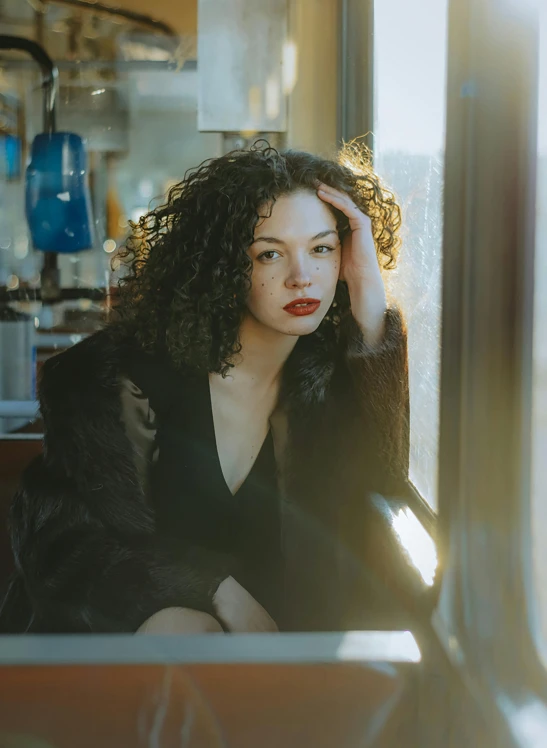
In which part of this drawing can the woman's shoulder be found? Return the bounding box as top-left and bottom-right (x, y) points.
(39, 322), (199, 421)
(37, 326), (159, 437)
(38, 324), (134, 407)
(280, 307), (407, 411)
(33, 327), (147, 487)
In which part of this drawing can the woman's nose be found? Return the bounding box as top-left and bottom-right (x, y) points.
(285, 257), (312, 289)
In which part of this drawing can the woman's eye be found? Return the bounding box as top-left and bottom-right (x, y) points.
(257, 250), (280, 261)
(313, 245), (335, 254)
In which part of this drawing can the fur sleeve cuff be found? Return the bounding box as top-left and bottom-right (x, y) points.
(342, 306), (407, 367)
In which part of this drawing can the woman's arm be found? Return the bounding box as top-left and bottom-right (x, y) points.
(316, 183), (410, 494)
(6, 331), (236, 633)
(314, 186), (424, 622)
(9, 455), (232, 632)
(340, 306), (410, 495)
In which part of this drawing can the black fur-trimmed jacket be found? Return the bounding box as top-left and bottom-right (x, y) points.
(1, 308), (421, 634)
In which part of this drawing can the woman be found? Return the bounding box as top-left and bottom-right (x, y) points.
(1, 143), (416, 634)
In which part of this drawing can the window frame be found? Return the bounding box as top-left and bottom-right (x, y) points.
(337, 0), (374, 149)
(434, 0), (547, 739)
(350, 3), (547, 736)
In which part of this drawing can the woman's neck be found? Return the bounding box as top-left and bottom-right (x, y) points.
(221, 313), (298, 392)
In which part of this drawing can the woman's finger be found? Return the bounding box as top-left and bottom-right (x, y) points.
(316, 185), (367, 229)
(316, 182), (354, 207)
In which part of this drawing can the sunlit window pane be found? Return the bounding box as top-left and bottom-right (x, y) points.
(373, 0), (449, 509)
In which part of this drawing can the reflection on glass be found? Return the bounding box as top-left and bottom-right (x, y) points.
(392, 507), (437, 586)
(531, 4), (547, 664)
(373, 0), (449, 509)
(0, 65), (221, 438)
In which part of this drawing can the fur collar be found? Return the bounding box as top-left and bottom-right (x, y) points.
(43, 321), (344, 417)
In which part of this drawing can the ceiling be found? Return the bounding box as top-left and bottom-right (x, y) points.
(0, 0), (197, 44)
(95, 0), (197, 36)
(0, 0), (197, 67)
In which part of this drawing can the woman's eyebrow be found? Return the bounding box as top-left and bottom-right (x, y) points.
(253, 236), (285, 244)
(253, 229), (338, 244)
(310, 229), (338, 241)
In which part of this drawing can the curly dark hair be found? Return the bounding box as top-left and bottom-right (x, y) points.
(114, 141), (402, 376)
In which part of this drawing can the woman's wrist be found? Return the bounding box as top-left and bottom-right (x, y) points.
(346, 278), (388, 347)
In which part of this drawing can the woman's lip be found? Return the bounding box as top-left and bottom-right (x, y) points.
(283, 298), (321, 310)
(283, 300), (321, 316)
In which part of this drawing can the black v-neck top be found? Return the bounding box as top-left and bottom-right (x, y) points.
(126, 352), (284, 623)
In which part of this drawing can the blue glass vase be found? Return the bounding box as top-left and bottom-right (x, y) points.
(0, 134), (22, 180)
(25, 132), (94, 253)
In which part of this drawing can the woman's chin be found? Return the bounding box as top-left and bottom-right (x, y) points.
(244, 309), (325, 337)
(278, 314), (324, 336)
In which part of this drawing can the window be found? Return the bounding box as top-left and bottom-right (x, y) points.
(531, 2), (547, 662)
(373, 0), (449, 509)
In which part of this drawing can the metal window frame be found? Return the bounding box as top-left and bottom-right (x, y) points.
(337, 0), (374, 149)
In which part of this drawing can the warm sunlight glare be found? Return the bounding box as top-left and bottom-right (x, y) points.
(336, 631), (421, 663)
(392, 507), (438, 586)
(282, 41), (298, 95)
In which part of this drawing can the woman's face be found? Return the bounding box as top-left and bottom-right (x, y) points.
(246, 190), (341, 337)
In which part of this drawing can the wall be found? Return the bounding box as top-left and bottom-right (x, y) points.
(286, 0), (339, 157)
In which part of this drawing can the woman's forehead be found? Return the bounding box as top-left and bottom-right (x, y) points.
(254, 192), (337, 240)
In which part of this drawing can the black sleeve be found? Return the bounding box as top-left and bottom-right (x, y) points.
(7, 331), (233, 633)
(9, 457), (231, 633)
(338, 305), (410, 495)
(335, 309), (435, 620)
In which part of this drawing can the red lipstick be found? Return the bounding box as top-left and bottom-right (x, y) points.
(283, 298), (321, 316)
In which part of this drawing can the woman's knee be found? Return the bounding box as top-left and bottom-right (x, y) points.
(136, 607), (224, 634)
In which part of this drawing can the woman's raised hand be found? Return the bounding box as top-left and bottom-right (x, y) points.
(317, 182), (388, 346)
